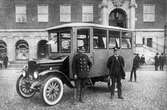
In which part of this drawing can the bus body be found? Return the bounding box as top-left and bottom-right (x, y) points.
(16, 23), (133, 105)
(46, 23), (133, 79)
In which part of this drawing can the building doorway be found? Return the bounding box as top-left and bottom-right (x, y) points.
(15, 40), (29, 60)
(37, 40), (48, 59)
(109, 8), (127, 28)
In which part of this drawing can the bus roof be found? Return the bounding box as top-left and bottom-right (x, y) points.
(45, 23), (130, 31)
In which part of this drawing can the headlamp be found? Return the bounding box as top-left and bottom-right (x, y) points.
(33, 71), (38, 79)
(21, 71), (26, 77)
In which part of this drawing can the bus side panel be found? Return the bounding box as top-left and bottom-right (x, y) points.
(120, 49), (133, 72)
(89, 49), (108, 78)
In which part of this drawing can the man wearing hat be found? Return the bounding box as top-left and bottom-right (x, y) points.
(129, 53), (140, 82)
(72, 48), (92, 103)
(107, 47), (125, 99)
(154, 53), (159, 71)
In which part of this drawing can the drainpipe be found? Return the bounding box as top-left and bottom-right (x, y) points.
(129, 0), (137, 53)
(164, 24), (167, 54)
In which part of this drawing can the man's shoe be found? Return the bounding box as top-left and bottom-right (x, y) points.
(79, 99), (84, 103)
(118, 96), (124, 99)
(129, 80), (132, 82)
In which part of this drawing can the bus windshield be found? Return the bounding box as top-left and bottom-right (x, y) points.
(49, 31), (71, 53)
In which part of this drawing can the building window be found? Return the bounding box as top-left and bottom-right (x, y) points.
(15, 5), (27, 22)
(147, 38), (152, 47)
(60, 5), (71, 22)
(143, 4), (155, 22)
(38, 5), (48, 22)
(82, 5), (93, 22)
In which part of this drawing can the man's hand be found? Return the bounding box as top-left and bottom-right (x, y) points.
(74, 74), (78, 79)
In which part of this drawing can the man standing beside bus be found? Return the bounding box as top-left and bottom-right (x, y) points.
(107, 47), (125, 99)
(72, 48), (92, 103)
(159, 53), (165, 71)
(129, 53), (140, 82)
(154, 53), (159, 71)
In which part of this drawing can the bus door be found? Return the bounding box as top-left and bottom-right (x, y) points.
(75, 28), (93, 76)
(90, 28), (108, 77)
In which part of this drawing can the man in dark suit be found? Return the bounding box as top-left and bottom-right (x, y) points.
(154, 53), (159, 71)
(129, 54), (140, 82)
(159, 53), (165, 71)
(107, 47), (125, 99)
(3, 54), (8, 68)
(72, 48), (92, 103)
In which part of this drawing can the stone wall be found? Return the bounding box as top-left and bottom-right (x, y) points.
(0, 30), (48, 62)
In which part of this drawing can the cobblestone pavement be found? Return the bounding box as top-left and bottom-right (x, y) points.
(0, 67), (166, 110)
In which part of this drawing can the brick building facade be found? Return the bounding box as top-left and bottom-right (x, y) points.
(0, 0), (166, 63)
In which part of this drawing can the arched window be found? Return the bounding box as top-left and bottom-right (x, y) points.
(15, 40), (29, 60)
(37, 40), (48, 59)
(0, 40), (7, 59)
(109, 8), (127, 28)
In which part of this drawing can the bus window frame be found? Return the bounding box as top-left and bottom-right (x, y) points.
(121, 31), (132, 49)
(108, 30), (121, 49)
(48, 27), (72, 53)
(76, 27), (91, 53)
(93, 28), (107, 49)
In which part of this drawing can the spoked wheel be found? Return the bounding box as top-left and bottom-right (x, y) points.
(16, 75), (36, 98)
(41, 76), (63, 106)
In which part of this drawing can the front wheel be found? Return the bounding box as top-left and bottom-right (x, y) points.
(41, 76), (64, 105)
(16, 75), (36, 98)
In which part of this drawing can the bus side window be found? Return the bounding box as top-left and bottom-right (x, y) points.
(109, 31), (120, 48)
(77, 29), (90, 53)
(93, 29), (107, 49)
(60, 32), (71, 53)
(121, 32), (132, 49)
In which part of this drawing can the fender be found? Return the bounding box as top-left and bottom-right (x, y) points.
(39, 69), (74, 88)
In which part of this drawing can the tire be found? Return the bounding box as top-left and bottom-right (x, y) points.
(41, 76), (63, 106)
(16, 75), (36, 98)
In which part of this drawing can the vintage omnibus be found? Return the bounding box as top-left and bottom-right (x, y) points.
(16, 23), (133, 105)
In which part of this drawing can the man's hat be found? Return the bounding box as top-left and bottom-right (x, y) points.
(113, 47), (120, 52)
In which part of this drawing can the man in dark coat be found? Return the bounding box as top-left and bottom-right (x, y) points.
(72, 49), (92, 102)
(140, 54), (145, 65)
(129, 54), (140, 82)
(159, 53), (165, 71)
(107, 47), (125, 99)
(3, 54), (8, 68)
(154, 53), (159, 71)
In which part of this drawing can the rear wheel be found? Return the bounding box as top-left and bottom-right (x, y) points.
(16, 75), (36, 98)
(41, 76), (63, 105)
